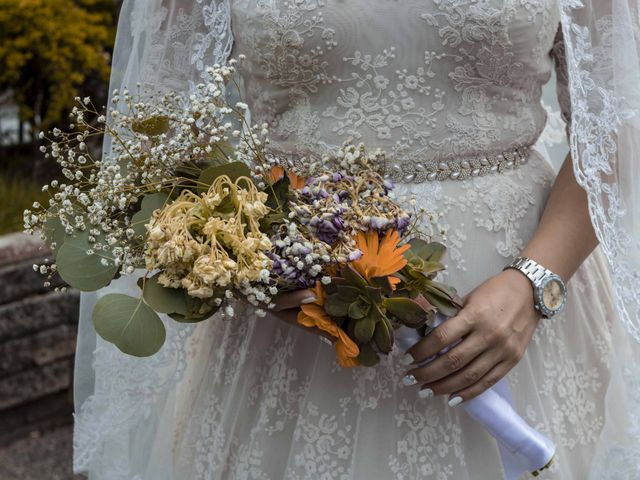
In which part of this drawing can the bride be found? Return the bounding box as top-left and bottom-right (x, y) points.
(73, 0), (640, 478)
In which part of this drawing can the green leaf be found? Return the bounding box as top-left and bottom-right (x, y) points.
(407, 238), (446, 263)
(384, 297), (431, 327)
(131, 192), (170, 237)
(342, 264), (368, 289)
(348, 298), (370, 320)
(364, 286), (383, 303)
(93, 293), (166, 357)
(373, 316), (394, 353)
(137, 274), (188, 316)
(131, 115), (170, 136)
(354, 316), (376, 343)
(208, 140), (235, 166)
(324, 293), (350, 317)
(265, 176), (291, 211)
(175, 295), (223, 323)
(43, 216), (66, 255)
(198, 162), (251, 191)
(215, 195), (236, 215)
(56, 230), (118, 291)
(357, 343), (380, 367)
(428, 279), (458, 299)
(369, 275), (393, 295)
(336, 285), (362, 303)
(423, 289), (459, 317)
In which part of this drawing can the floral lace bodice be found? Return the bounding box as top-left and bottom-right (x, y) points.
(229, 0), (567, 169)
(72, 1), (640, 480)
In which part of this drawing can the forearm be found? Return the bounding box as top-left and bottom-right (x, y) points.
(520, 154), (598, 281)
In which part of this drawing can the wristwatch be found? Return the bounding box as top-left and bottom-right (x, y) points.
(503, 256), (567, 319)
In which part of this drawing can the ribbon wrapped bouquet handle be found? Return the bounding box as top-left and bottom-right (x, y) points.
(394, 314), (556, 480)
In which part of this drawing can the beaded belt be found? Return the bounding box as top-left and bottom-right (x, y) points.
(383, 145), (531, 183)
(266, 144), (531, 184)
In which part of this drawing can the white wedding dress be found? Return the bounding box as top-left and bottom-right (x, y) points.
(73, 1), (640, 479)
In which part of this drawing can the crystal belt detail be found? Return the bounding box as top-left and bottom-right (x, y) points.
(384, 146), (531, 183)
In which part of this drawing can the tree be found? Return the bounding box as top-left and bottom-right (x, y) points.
(0, 0), (116, 140)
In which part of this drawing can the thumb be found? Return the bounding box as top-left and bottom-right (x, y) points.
(271, 289), (317, 311)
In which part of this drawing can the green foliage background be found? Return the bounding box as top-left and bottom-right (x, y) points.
(0, 0), (116, 131)
(0, 0), (118, 234)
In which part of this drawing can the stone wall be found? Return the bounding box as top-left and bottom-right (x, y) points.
(0, 232), (79, 446)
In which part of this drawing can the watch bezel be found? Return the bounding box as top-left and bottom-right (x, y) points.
(534, 274), (567, 318)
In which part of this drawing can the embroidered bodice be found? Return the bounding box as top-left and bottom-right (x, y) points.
(72, 2), (640, 480)
(229, 0), (568, 177)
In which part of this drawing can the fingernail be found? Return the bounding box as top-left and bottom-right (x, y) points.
(401, 353), (414, 365)
(402, 374), (418, 386)
(301, 296), (317, 304)
(418, 388), (434, 399)
(448, 396), (463, 407)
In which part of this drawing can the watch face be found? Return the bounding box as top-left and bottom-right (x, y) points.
(541, 277), (565, 312)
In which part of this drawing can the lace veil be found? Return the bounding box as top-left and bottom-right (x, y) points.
(72, 0), (640, 477)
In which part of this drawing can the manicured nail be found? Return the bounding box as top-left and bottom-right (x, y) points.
(448, 396), (463, 407)
(418, 388), (434, 399)
(301, 296), (317, 304)
(402, 374), (418, 386)
(401, 353), (414, 365)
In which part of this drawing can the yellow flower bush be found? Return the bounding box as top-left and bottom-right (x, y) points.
(0, 0), (114, 130)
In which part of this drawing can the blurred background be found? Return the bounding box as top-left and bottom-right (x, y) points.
(0, 1), (569, 479)
(0, 1), (119, 478)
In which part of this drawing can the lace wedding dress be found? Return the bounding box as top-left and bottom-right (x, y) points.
(73, 1), (640, 479)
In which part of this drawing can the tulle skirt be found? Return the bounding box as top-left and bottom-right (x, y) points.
(73, 149), (640, 480)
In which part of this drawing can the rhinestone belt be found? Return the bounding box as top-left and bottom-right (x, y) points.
(383, 145), (531, 183)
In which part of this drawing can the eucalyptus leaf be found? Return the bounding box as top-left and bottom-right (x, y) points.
(56, 230), (118, 291)
(137, 274), (188, 315)
(130, 192), (170, 238)
(93, 293), (166, 357)
(198, 162), (251, 191)
(43, 216), (66, 255)
(208, 140), (235, 165)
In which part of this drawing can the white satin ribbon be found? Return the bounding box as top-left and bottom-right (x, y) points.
(395, 314), (555, 479)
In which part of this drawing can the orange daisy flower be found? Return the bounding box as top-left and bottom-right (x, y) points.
(351, 229), (410, 287)
(297, 281), (360, 367)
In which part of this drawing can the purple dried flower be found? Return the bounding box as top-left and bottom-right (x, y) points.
(348, 249), (363, 261)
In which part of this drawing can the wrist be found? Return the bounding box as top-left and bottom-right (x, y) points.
(503, 256), (568, 318)
(501, 268), (535, 302)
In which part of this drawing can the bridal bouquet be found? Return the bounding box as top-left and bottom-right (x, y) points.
(24, 58), (458, 361)
(25, 58), (555, 476)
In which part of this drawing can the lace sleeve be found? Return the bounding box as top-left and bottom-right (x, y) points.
(550, 23), (571, 138)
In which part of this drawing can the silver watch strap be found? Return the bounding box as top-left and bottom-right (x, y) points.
(504, 257), (553, 286)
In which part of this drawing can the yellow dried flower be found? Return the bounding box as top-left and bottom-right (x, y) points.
(144, 175), (273, 298)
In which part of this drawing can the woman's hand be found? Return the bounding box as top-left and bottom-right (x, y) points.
(269, 289), (335, 342)
(404, 268), (542, 406)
